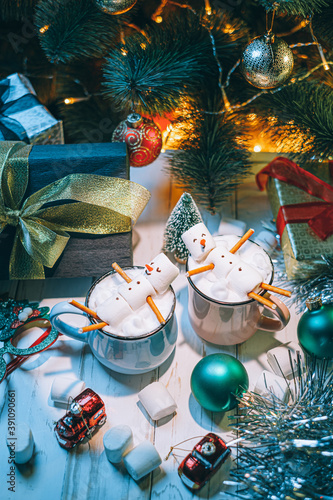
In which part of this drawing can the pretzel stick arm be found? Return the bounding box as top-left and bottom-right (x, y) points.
(186, 263), (214, 277)
(248, 291), (277, 310)
(260, 283), (292, 297)
(230, 228), (255, 254)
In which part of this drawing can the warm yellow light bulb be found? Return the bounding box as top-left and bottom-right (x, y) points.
(254, 145), (262, 152)
(155, 16), (163, 23)
(39, 25), (49, 34)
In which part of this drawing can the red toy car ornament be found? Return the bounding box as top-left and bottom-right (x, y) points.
(178, 433), (231, 490)
(54, 388), (107, 449)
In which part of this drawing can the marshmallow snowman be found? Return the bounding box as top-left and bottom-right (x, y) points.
(206, 246), (242, 279)
(182, 223), (216, 262)
(227, 261), (264, 297)
(144, 253), (179, 294)
(118, 276), (156, 311)
(97, 293), (133, 328)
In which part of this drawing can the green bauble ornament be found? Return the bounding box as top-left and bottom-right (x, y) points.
(191, 353), (249, 412)
(297, 297), (333, 359)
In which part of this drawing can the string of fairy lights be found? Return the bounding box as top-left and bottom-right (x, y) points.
(36, 0), (332, 153)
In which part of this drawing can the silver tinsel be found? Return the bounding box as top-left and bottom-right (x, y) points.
(226, 356), (333, 499)
(241, 33), (294, 89)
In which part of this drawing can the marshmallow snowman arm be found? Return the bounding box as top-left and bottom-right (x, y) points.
(118, 276), (155, 311)
(97, 293), (133, 327)
(144, 253), (179, 294)
(206, 246), (242, 279)
(182, 223), (216, 262)
(227, 261), (264, 297)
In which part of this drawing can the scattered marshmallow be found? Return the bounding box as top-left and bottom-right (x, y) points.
(138, 382), (177, 420)
(254, 370), (290, 403)
(118, 276), (155, 311)
(267, 342), (301, 379)
(206, 246), (242, 279)
(218, 218), (246, 237)
(144, 253), (179, 294)
(123, 441), (162, 481)
(182, 223), (216, 262)
(97, 293), (133, 328)
(18, 311), (29, 322)
(253, 230), (278, 254)
(227, 261), (264, 298)
(7, 423), (34, 464)
(50, 376), (86, 405)
(103, 425), (133, 464)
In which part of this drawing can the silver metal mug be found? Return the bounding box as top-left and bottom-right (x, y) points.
(186, 242), (290, 346)
(50, 267), (178, 374)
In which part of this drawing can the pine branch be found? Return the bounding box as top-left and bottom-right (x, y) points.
(0, 0), (37, 21)
(167, 95), (251, 214)
(256, 0), (329, 16)
(35, 0), (120, 64)
(313, 6), (333, 45)
(256, 82), (333, 161)
(103, 10), (249, 114)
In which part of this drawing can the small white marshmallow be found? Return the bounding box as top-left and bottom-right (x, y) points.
(206, 246), (242, 280)
(254, 370), (290, 403)
(123, 441), (162, 481)
(50, 376), (86, 405)
(103, 425), (133, 464)
(227, 261), (264, 298)
(267, 342), (302, 379)
(144, 253), (179, 294)
(7, 423), (34, 464)
(138, 382), (177, 420)
(118, 276), (155, 311)
(182, 223), (216, 262)
(97, 293), (133, 328)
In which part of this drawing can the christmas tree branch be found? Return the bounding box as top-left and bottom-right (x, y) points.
(167, 93), (251, 214)
(0, 0), (37, 21)
(256, 0), (329, 17)
(35, 0), (120, 63)
(256, 82), (333, 161)
(103, 10), (249, 114)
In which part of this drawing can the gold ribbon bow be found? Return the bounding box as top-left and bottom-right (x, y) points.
(0, 142), (151, 279)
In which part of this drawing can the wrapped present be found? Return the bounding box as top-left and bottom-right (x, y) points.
(256, 157), (333, 279)
(0, 141), (150, 280)
(0, 73), (64, 145)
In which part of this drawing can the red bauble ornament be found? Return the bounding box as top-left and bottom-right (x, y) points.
(112, 113), (162, 167)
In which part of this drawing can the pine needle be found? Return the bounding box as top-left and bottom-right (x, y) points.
(256, 0), (329, 16)
(35, 0), (120, 64)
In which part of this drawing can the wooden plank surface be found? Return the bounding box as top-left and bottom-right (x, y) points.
(0, 156), (299, 500)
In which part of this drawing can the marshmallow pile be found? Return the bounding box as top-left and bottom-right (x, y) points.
(89, 253), (179, 337)
(184, 223), (272, 303)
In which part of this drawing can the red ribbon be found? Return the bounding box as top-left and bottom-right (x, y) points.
(256, 157), (333, 241)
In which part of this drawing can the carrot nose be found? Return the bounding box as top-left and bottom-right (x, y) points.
(200, 239), (206, 247)
(145, 264), (153, 272)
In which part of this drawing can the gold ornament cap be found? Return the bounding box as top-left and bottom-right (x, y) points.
(306, 296), (322, 311)
(126, 113), (143, 128)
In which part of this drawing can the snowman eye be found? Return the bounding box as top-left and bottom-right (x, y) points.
(221, 255), (225, 258)
(128, 287), (132, 290)
(238, 267), (242, 271)
(193, 238), (197, 242)
(201, 233), (206, 237)
(229, 262), (233, 264)
(137, 281), (140, 284)
(116, 297), (119, 300)
(156, 268), (161, 273)
(150, 262), (154, 265)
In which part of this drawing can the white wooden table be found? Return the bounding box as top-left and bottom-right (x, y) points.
(0, 156), (299, 500)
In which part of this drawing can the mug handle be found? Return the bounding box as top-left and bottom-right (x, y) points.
(257, 293), (290, 332)
(49, 302), (89, 343)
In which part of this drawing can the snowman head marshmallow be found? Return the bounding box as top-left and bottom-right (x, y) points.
(144, 253), (179, 294)
(181, 222), (216, 262)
